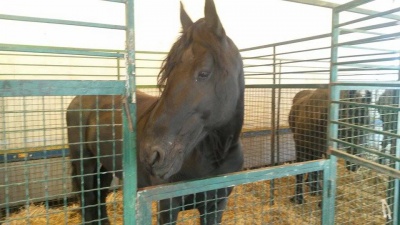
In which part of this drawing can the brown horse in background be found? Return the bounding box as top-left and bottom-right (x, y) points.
(289, 89), (371, 204)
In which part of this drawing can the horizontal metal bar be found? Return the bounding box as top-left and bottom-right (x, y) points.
(240, 33), (331, 52)
(331, 82), (400, 88)
(246, 52), (396, 67)
(334, 0), (375, 13)
(332, 120), (400, 139)
(244, 84), (329, 89)
(338, 64), (400, 70)
(137, 160), (328, 201)
(242, 46), (331, 60)
(0, 44), (124, 58)
(0, 50), (160, 58)
(135, 50), (168, 55)
(332, 100), (400, 112)
(329, 149), (400, 179)
(136, 58), (163, 62)
(244, 57), (330, 68)
(0, 80), (125, 96)
(341, 45), (400, 53)
(0, 63), (118, 68)
(336, 7), (400, 28)
(0, 74), (119, 77)
(283, 0), (400, 20)
(336, 56), (400, 66)
(339, 28), (385, 36)
(241, 20), (398, 54)
(337, 32), (400, 47)
(332, 138), (400, 163)
(0, 14), (126, 30)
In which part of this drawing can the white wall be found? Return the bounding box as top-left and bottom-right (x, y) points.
(0, 0), (333, 51)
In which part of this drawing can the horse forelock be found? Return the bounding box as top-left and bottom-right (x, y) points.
(157, 18), (235, 89)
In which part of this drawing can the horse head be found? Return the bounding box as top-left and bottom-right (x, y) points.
(140, 0), (244, 180)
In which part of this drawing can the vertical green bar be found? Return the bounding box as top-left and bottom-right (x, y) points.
(392, 54), (400, 225)
(123, 0), (137, 224)
(393, 88), (400, 225)
(321, 7), (340, 225)
(269, 46), (276, 206)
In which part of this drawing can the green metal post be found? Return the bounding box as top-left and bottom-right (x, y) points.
(322, 7), (340, 225)
(269, 46), (276, 206)
(392, 52), (400, 225)
(393, 69), (400, 224)
(123, 0), (138, 224)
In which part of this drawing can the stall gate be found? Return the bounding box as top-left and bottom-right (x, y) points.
(0, 0), (136, 224)
(1, 0), (399, 224)
(328, 0), (400, 224)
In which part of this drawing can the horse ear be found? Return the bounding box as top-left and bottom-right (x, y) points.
(204, 0), (225, 38)
(180, 2), (193, 31)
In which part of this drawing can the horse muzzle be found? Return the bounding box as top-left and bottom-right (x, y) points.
(142, 144), (183, 180)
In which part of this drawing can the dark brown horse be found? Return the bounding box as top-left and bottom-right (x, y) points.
(289, 89), (371, 204)
(67, 0), (244, 224)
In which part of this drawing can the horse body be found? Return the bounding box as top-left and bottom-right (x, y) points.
(289, 88), (371, 204)
(67, 0), (244, 224)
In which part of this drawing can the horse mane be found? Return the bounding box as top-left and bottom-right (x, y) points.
(157, 18), (230, 89)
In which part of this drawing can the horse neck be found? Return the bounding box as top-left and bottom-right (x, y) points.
(199, 89), (244, 164)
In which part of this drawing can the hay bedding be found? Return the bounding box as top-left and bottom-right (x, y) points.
(4, 159), (388, 225)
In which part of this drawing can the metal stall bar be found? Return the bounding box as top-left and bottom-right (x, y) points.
(123, 0), (137, 224)
(0, 80), (125, 97)
(336, 7), (400, 28)
(333, 0), (375, 13)
(269, 46), (277, 205)
(394, 90), (400, 225)
(0, 14), (126, 30)
(137, 160), (329, 224)
(0, 44), (124, 58)
(330, 149), (400, 179)
(322, 6), (340, 224)
(283, 0), (400, 21)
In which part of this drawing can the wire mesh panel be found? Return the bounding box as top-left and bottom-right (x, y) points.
(330, 0), (400, 224)
(137, 160), (329, 225)
(0, 0), (134, 224)
(238, 34), (336, 221)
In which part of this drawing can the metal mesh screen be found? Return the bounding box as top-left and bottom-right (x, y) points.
(0, 1), (134, 223)
(0, 96), (72, 222)
(330, 1), (400, 224)
(148, 179), (324, 225)
(0, 95), (125, 224)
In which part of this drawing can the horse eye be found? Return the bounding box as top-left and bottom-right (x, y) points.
(197, 71), (211, 81)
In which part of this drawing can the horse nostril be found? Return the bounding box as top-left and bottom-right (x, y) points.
(149, 147), (164, 167)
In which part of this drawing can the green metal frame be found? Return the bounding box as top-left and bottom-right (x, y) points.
(0, 0), (137, 223)
(136, 160), (329, 223)
(330, 1), (400, 224)
(123, 0), (137, 224)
